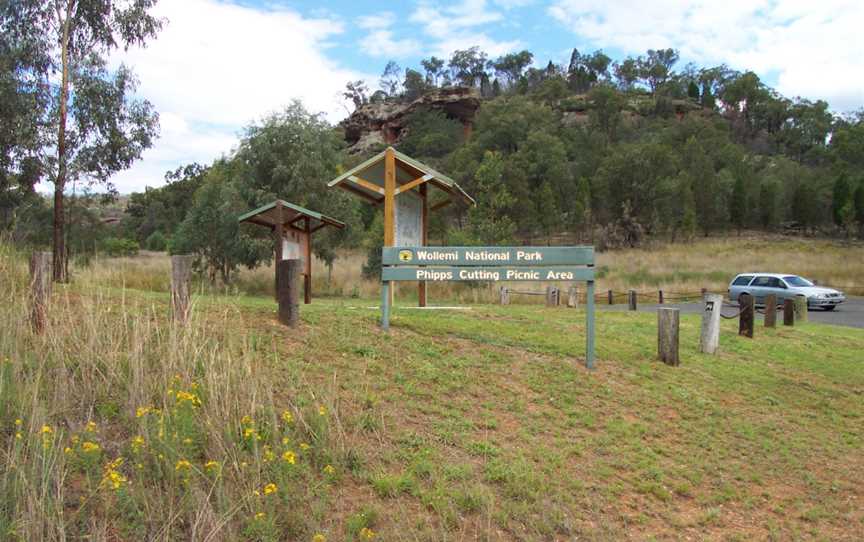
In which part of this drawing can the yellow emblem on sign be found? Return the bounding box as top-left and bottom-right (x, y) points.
(398, 250), (413, 262)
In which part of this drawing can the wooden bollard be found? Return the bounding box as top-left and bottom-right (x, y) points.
(658, 290), (664, 304)
(608, 290), (614, 305)
(545, 286), (558, 307)
(738, 294), (754, 338)
(277, 259), (300, 327)
(792, 296), (808, 323)
(499, 286), (510, 305)
(783, 299), (795, 326)
(567, 286), (579, 308)
(701, 288), (707, 298)
(29, 251), (52, 333)
(171, 255), (194, 324)
(628, 290), (637, 311)
(657, 308), (680, 366)
(764, 293), (777, 328)
(699, 293), (722, 354)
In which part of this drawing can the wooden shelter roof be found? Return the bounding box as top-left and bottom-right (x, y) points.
(327, 147), (475, 208)
(238, 200), (345, 232)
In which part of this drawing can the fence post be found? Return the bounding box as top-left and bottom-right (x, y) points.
(658, 308), (680, 366)
(764, 293), (777, 328)
(171, 255), (194, 324)
(628, 289), (637, 311)
(499, 286), (510, 305)
(701, 288), (707, 298)
(739, 294), (754, 338)
(658, 290), (664, 304)
(792, 296), (808, 323)
(699, 293), (723, 354)
(277, 259), (300, 327)
(783, 299), (795, 326)
(608, 290), (614, 305)
(567, 286), (579, 308)
(545, 286), (558, 307)
(29, 251), (52, 333)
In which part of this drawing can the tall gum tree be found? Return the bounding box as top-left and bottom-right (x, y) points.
(10, 0), (162, 281)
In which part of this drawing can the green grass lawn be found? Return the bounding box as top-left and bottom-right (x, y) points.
(200, 293), (864, 539)
(3, 269), (863, 540)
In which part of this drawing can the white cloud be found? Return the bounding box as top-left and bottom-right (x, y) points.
(548, 0), (864, 111)
(409, 0), (523, 58)
(95, 0), (371, 193)
(356, 12), (423, 57)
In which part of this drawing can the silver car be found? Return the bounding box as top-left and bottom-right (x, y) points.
(728, 273), (846, 311)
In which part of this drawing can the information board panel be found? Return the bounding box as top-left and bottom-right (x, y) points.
(383, 246), (594, 266)
(382, 266), (595, 282)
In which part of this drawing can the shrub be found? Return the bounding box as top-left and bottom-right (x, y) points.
(144, 231), (168, 252)
(99, 238), (140, 257)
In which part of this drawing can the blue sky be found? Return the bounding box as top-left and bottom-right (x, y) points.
(98, 0), (863, 193)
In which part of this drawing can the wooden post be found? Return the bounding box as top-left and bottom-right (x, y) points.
(29, 251), (52, 333)
(701, 288), (707, 298)
(657, 308), (680, 366)
(499, 286), (510, 305)
(567, 286), (579, 308)
(738, 294), (754, 338)
(699, 294), (722, 354)
(783, 299), (795, 326)
(384, 148), (396, 306)
(171, 255), (194, 324)
(273, 201), (284, 301)
(628, 290), (637, 311)
(586, 280), (596, 369)
(546, 286), (557, 307)
(277, 259), (300, 327)
(608, 289), (614, 305)
(380, 280), (391, 331)
(658, 290), (664, 304)
(304, 216), (312, 305)
(418, 182), (428, 307)
(764, 293), (777, 328)
(792, 296), (808, 323)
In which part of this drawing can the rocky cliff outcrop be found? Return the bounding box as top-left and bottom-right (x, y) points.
(340, 87), (481, 154)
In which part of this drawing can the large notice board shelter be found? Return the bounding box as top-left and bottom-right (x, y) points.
(327, 147), (474, 306)
(238, 200), (345, 304)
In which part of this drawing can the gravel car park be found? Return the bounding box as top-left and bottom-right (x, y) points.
(728, 273), (846, 310)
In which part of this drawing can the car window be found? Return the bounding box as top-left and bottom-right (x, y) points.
(783, 276), (813, 287)
(751, 276), (772, 287)
(732, 275), (753, 286)
(766, 277), (784, 288)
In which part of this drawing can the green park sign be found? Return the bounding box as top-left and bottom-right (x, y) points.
(380, 246), (597, 369)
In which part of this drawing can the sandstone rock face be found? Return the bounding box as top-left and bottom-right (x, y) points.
(341, 87), (481, 154)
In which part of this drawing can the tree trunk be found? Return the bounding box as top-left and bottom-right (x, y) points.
(52, 0), (74, 283)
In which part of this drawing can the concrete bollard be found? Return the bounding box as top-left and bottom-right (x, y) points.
(699, 293), (723, 354)
(792, 296), (808, 323)
(567, 286), (579, 308)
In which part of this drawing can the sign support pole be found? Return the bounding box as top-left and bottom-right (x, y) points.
(381, 280), (391, 331)
(586, 279), (595, 370)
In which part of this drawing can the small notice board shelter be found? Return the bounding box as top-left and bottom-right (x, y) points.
(327, 147), (474, 306)
(238, 200), (345, 304)
(381, 246), (597, 368)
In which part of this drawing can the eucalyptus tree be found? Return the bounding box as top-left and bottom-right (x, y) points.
(3, 0), (162, 281)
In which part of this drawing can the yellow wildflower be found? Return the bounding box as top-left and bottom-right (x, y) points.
(243, 427), (256, 439)
(318, 405), (327, 416)
(71, 435), (79, 444)
(135, 406), (151, 418)
(282, 450), (296, 464)
(263, 482), (277, 495)
(359, 527), (375, 539)
(323, 464), (335, 475)
(300, 442), (310, 451)
(241, 415), (254, 426)
(312, 534), (326, 542)
(104, 469), (127, 490)
(183, 437), (192, 444)
(81, 441), (101, 453)
(255, 511), (266, 520)
(282, 436), (290, 445)
(175, 459), (192, 471)
(175, 390), (201, 407)
(85, 421), (97, 433)
(263, 448), (275, 462)
(281, 410), (293, 423)
(14, 418), (22, 426)
(131, 435), (145, 451)
(204, 460), (219, 471)
(41, 425), (53, 434)
(15, 432), (22, 440)
(64, 447), (72, 454)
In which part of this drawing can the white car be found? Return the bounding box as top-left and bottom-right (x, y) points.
(728, 273), (846, 311)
